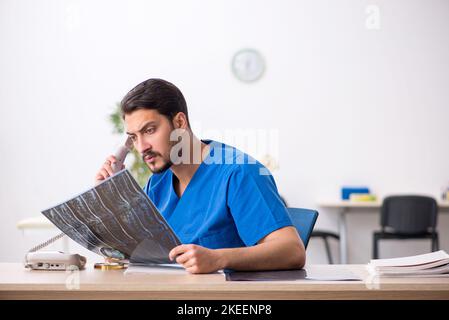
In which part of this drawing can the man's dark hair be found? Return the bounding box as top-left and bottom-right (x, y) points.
(120, 78), (189, 126)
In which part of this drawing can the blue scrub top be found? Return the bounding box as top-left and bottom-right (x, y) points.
(144, 140), (292, 249)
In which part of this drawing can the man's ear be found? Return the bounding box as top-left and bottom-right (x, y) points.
(172, 112), (189, 129)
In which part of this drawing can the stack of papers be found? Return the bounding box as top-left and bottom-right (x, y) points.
(124, 263), (186, 275)
(367, 250), (449, 277)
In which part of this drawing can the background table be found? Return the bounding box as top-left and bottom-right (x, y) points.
(317, 200), (449, 264)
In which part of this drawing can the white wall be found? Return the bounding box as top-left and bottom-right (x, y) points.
(1, 0), (449, 264)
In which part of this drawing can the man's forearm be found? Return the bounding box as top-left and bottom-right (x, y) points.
(216, 239), (305, 271)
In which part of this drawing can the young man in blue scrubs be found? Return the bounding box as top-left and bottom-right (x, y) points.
(95, 78), (305, 274)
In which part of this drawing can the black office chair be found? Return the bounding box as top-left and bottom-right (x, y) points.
(310, 230), (340, 264)
(372, 195), (439, 259)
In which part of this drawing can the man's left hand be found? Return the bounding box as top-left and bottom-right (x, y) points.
(169, 244), (224, 274)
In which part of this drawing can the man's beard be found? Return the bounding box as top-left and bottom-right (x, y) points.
(142, 145), (174, 174)
(150, 158), (173, 174)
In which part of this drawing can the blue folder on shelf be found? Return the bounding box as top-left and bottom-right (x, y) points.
(341, 186), (370, 200)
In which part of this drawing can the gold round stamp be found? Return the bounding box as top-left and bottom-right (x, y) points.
(94, 262), (127, 270)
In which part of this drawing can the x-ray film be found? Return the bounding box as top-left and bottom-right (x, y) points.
(41, 170), (181, 264)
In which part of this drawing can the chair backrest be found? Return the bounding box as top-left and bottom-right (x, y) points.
(286, 207), (319, 249)
(381, 195), (438, 234)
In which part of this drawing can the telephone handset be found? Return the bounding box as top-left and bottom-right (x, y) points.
(111, 137), (133, 173)
(24, 138), (134, 271)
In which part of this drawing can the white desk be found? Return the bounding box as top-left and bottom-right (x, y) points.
(317, 200), (449, 264)
(1, 263), (449, 299)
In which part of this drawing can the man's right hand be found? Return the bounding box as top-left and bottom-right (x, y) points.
(94, 155), (125, 185)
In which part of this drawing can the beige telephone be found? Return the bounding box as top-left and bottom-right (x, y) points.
(24, 233), (86, 271)
(25, 138), (133, 271)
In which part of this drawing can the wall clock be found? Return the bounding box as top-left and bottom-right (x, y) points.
(231, 49), (265, 83)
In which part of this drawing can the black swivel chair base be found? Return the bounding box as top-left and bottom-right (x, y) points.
(311, 230), (340, 264)
(372, 232), (439, 259)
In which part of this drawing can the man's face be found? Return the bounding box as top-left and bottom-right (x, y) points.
(125, 109), (175, 174)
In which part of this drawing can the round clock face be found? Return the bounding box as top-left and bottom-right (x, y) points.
(231, 49), (265, 83)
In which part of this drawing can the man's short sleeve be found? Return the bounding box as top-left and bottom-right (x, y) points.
(227, 163), (292, 246)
